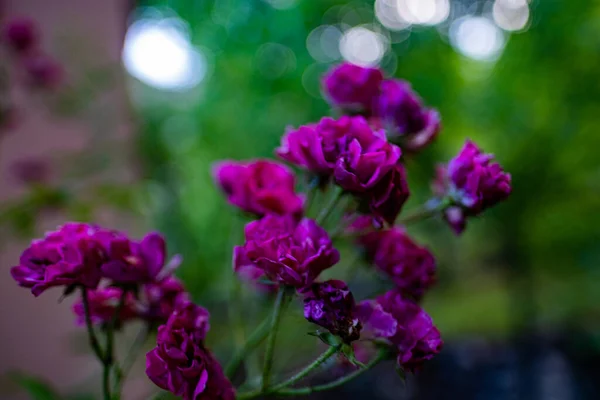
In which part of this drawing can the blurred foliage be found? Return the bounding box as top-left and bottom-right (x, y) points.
(130, 0), (600, 358)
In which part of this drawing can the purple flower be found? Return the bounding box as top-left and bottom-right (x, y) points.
(332, 117), (402, 193)
(72, 286), (139, 327)
(213, 159), (304, 217)
(10, 158), (50, 185)
(359, 228), (436, 300)
(322, 62), (383, 112)
(373, 80), (441, 152)
(300, 279), (362, 343)
(21, 52), (63, 89)
(362, 163), (410, 225)
(233, 215), (340, 288)
(357, 291), (442, 372)
(1, 17), (38, 53)
(146, 303), (234, 400)
(10, 223), (105, 296)
(435, 140), (512, 234)
(98, 231), (180, 284)
(143, 277), (190, 323)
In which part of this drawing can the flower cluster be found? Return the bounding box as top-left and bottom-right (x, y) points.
(1, 17), (63, 89)
(146, 302), (236, 400)
(10, 61), (512, 400)
(10, 222), (188, 327)
(323, 62), (441, 153)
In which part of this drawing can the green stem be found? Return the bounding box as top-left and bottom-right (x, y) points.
(397, 198), (450, 225)
(274, 349), (389, 396)
(316, 189), (344, 226)
(102, 289), (127, 400)
(112, 323), (151, 394)
(81, 288), (105, 362)
(269, 345), (340, 392)
(261, 287), (289, 391)
(225, 315), (271, 379)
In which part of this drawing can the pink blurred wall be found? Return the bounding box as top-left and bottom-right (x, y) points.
(1, 0), (151, 398)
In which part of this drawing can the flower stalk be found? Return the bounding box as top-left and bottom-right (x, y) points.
(261, 287), (290, 391)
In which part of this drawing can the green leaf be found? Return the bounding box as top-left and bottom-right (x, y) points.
(11, 373), (61, 400)
(307, 330), (340, 347)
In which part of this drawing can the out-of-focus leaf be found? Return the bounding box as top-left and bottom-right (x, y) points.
(11, 373), (61, 400)
(307, 331), (340, 347)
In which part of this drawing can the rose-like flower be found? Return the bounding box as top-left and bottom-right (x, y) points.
(362, 163), (410, 225)
(357, 291), (442, 372)
(333, 118), (402, 193)
(72, 286), (138, 327)
(10, 223), (105, 296)
(233, 215), (339, 288)
(277, 116), (398, 189)
(98, 231), (180, 284)
(359, 228), (436, 300)
(373, 80), (441, 152)
(301, 279), (361, 343)
(1, 17), (38, 53)
(143, 277), (190, 323)
(435, 140), (511, 234)
(213, 159), (303, 217)
(322, 62), (383, 112)
(146, 303), (234, 400)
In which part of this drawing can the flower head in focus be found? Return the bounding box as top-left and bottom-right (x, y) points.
(10, 223), (105, 296)
(213, 159), (303, 217)
(233, 215), (339, 288)
(72, 286), (138, 327)
(373, 80), (441, 152)
(322, 62), (383, 112)
(301, 279), (361, 343)
(357, 291), (442, 372)
(333, 117), (401, 194)
(434, 140), (511, 234)
(361, 163), (410, 225)
(359, 228), (436, 300)
(146, 302), (234, 400)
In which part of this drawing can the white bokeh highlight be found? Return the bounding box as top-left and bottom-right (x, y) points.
(340, 27), (388, 67)
(450, 16), (506, 62)
(123, 17), (206, 91)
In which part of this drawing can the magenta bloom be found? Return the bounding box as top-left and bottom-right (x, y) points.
(333, 118), (401, 193)
(373, 80), (441, 152)
(98, 231), (180, 284)
(357, 291), (442, 372)
(10, 158), (50, 185)
(213, 159), (303, 217)
(10, 223), (105, 296)
(359, 228), (436, 299)
(1, 17), (38, 53)
(301, 280), (361, 343)
(143, 277), (190, 323)
(21, 52), (63, 89)
(277, 116), (385, 181)
(363, 163), (410, 225)
(436, 140), (512, 234)
(322, 62), (383, 112)
(72, 286), (138, 326)
(233, 215), (339, 288)
(146, 303), (234, 400)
